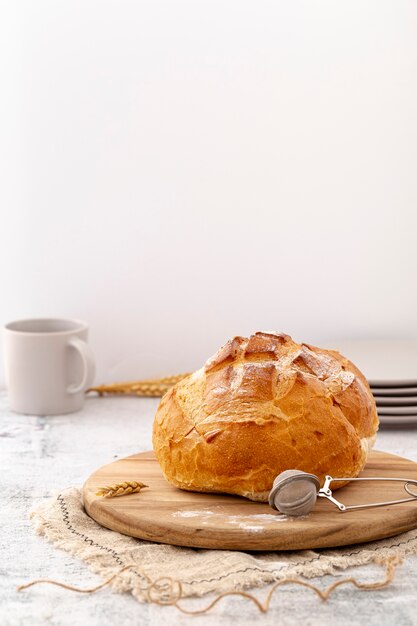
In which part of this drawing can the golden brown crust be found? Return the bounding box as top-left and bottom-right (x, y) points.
(152, 332), (379, 500)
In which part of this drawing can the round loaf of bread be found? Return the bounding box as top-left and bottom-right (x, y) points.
(152, 332), (378, 501)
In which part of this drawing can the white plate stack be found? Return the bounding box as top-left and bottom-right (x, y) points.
(323, 341), (417, 427)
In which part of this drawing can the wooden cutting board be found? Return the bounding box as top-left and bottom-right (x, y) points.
(83, 450), (417, 551)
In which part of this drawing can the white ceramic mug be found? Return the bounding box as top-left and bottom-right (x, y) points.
(3, 318), (96, 415)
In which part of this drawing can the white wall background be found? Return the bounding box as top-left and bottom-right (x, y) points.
(1, 0), (417, 386)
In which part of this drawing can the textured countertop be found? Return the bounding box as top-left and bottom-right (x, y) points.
(1, 391), (417, 626)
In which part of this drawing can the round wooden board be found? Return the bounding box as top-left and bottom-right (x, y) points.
(83, 450), (417, 551)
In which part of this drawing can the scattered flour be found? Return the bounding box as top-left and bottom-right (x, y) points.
(172, 510), (214, 518)
(171, 509), (305, 532)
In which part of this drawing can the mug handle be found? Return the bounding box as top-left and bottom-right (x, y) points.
(67, 338), (96, 394)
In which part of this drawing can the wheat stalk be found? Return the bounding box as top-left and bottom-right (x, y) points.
(88, 373), (190, 398)
(96, 481), (148, 498)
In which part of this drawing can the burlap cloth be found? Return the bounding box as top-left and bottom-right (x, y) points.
(30, 487), (417, 603)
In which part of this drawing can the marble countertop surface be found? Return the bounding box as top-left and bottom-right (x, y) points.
(1, 391), (417, 626)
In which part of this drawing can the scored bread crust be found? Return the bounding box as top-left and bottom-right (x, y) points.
(152, 332), (379, 501)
